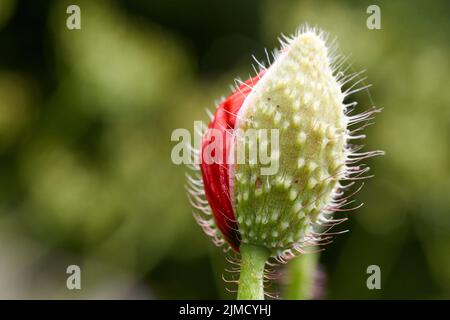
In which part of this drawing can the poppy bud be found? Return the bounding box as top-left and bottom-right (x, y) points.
(187, 27), (382, 266)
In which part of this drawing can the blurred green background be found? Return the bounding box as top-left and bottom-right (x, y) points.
(0, 0), (449, 299)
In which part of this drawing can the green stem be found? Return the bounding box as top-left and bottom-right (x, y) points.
(284, 251), (318, 300)
(237, 243), (270, 300)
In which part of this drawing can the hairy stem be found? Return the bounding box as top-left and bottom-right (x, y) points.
(237, 243), (270, 300)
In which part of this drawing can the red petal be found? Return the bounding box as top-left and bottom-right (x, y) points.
(200, 73), (263, 251)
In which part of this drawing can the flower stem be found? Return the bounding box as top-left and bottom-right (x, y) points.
(237, 243), (270, 300)
(284, 251), (319, 299)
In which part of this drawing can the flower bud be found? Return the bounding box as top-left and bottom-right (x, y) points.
(188, 27), (383, 261)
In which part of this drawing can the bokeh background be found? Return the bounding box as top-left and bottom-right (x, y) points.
(0, 0), (449, 299)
